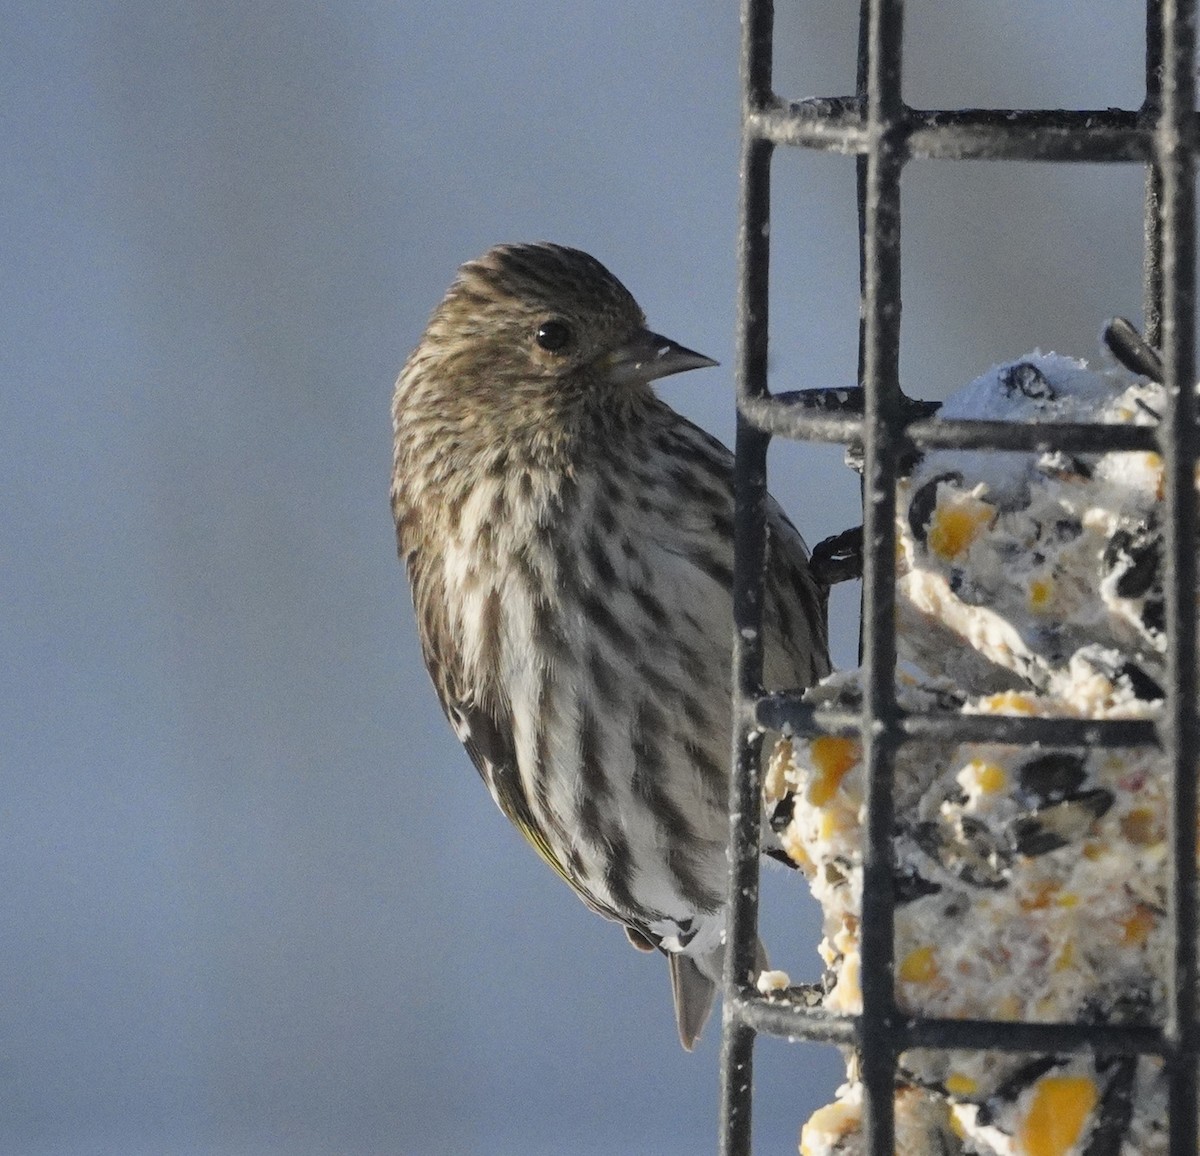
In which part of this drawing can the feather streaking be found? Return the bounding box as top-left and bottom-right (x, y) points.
(391, 243), (830, 1048)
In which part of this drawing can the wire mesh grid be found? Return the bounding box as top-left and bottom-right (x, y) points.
(720, 2), (1199, 1153)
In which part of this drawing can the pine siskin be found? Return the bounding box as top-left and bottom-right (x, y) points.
(391, 243), (830, 1048)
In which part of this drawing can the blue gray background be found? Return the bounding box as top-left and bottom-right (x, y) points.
(3, 3), (1152, 1153)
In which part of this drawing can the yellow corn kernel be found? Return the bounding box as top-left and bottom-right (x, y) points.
(830, 951), (861, 1011)
(1054, 941), (1075, 972)
(898, 945), (938, 984)
(780, 828), (812, 871)
(975, 761), (1008, 793)
(1028, 575), (1053, 610)
(1141, 451), (1163, 501)
(1121, 904), (1157, 945)
(833, 921), (858, 956)
(1120, 807), (1164, 846)
(926, 493), (994, 560)
(1055, 892), (1079, 908)
(1020, 880), (1058, 911)
(801, 1100), (860, 1155)
(806, 736), (861, 806)
(944, 1073), (978, 1097)
(1017, 1075), (1097, 1156)
(996, 994), (1023, 1020)
(979, 690), (1037, 715)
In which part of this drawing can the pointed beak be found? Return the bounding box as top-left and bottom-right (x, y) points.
(604, 328), (718, 386)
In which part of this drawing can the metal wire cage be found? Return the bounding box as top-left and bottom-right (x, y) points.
(720, 2), (1199, 1153)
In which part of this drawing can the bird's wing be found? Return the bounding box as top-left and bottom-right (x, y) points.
(442, 692), (572, 886)
(401, 537), (571, 886)
(765, 496), (833, 684)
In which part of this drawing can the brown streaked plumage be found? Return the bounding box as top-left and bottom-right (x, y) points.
(391, 243), (830, 1048)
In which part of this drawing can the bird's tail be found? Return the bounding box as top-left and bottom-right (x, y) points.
(667, 953), (717, 1051)
(667, 941), (768, 1050)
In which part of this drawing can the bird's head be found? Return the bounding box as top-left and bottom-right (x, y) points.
(400, 243), (716, 456)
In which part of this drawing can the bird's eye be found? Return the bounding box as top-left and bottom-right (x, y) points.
(535, 319), (573, 353)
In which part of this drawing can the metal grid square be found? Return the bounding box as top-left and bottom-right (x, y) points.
(720, 2), (1199, 1152)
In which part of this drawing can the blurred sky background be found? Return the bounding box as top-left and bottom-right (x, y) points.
(1, 2), (1160, 1153)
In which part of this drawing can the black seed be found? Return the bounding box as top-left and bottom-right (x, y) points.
(1084, 1056), (1137, 1156)
(978, 1058), (1061, 1124)
(1039, 452), (1093, 481)
(764, 847), (798, 869)
(1009, 790), (1112, 857)
(1074, 788), (1115, 820)
(1082, 985), (1156, 1025)
(908, 472), (963, 544)
(894, 867), (942, 904)
(1118, 661), (1164, 701)
(1010, 816), (1071, 857)
(769, 794), (795, 832)
(913, 817), (1010, 889)
(1103, 526), (1160, 599)
(1000, 361), (1055, 400)
(1017, 751), (1087, 805)
(929, 685), (967, 711)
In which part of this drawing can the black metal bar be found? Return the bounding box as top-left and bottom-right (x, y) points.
(722, 414), (769, 1156)
(749, 102), (1169, 162)
(1154, 4), (1200, 1153)
(901, 1016), (1167, 1058)
(731, 993), (1170, 1056)
(1145, 0), (1166, 346)
(856, 3), (904, 1152)
(720, 0), (774, 1150)
(751, 694), (1161, 748)
(740, 396), (1163, 452)
(730, 994), (859, 1046)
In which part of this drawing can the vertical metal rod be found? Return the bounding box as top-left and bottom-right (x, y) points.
(721, 0), (774, 1151)
(1155, 3), (1199, 1152)
(854, 0), (872, 666)
(722, 417), (769, 1156)
(1144, 0), (1166, 343)
(857, 2), (906, 1154)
